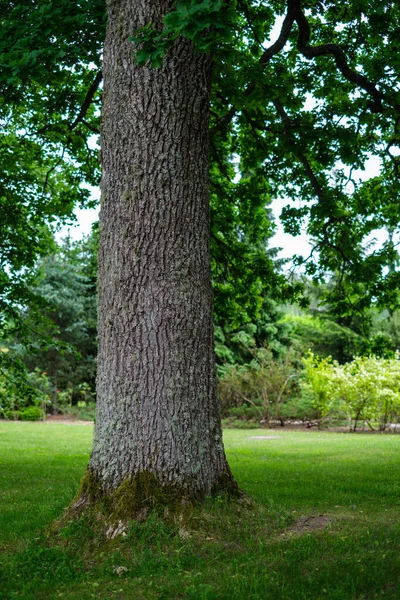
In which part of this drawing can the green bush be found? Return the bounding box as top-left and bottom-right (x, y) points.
(218, 347), (301, 425)
(279, 394), (319, 422)
(303, 352), (400, 431)
(227, 404), (261, 420)
(301, 352), (338, 422)
(0, 366), (52, 416)
(62, 402), (96, 421)
(20, 407), (44, 421)
(221, 417), (259, 429)
(2, 410), (21, 420)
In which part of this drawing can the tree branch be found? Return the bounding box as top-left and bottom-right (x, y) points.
(82, 119), (100, 135)
(289, 0), (384, 112)
(259, 0), (388, 113)
(210, 105), (237, 136)
(273, 99), (326, 202)
(69, 70), (103, 131)
(259, 11), (295, 64)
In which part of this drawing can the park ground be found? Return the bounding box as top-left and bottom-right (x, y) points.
(0, 423), (399, 599)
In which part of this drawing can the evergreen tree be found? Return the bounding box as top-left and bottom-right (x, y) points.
(16, 234), (98, 410)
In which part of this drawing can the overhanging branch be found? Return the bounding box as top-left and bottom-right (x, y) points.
(273, 99), (326, 202)
(70, 70), (103, 131)
(290, 0), (384, 112)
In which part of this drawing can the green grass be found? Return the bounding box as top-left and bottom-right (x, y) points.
(1, 423), (400, 599)
(0, 422), (92, 547)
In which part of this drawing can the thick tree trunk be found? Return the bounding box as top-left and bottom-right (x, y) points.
(84, 0), (236, 509)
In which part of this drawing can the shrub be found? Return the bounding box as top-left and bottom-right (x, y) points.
(0, 365), (52, 417)
(3, 410), (21, 420)
(218, 347), (300, 425)
(27, 369), (52, 415)
(279, 394), (319, 422)
(303, 352), (400, 431)
(62, 401), (96, 421)
(20, 407), (44, 421)
(301, 352), (340, 423)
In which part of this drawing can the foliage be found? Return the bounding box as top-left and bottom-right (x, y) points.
(215, 292), (293, 366)
(283, 311), (364, 363)
(302, 352), (343, 422)
(4, 0), (400, 341)
(0, 0), (295, 343)
(0, 0), (104, 336)
(373, 308), (400, 352)
(63, 401), (96, 422)
(19, 406), (44, 421)
(218, 346), (300, 424)
(56, 387), (74, 409)
(303, 351), (400, 430)
(0, 362), (52, 419)
(0, 345), (52, 417)
(193, 0), (400, 318)
(0, 358), (95, 420)
(27, 368), (52, 416)
(0, 227), (97, 415)
(282, 275), (399, 362)
(132, 0), (235, 67)
(11, 232), (98, 408)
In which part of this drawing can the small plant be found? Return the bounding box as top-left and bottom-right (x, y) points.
(302, 352), (340, 426)
(0, 365), (51, 419)
(78, 382), (95, 404)
(28, 369), (52, 419)
(20, 406), (44, 421)
(303, 352), (400, 431)
(3, 409), (21, 421)
(57, 387), (73, 409)
(0, 372), (23, 416)
(218, 347), (300, 425)
(63, 402), (96, 422)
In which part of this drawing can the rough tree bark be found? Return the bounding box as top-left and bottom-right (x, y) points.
(79, 0), (237, 514)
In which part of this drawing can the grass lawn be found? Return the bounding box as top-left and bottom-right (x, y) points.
(0, 423), (399, 599)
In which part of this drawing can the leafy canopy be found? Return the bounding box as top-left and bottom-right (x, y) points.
(134, 0), (400, 315)
(0, 0), (104, 334)
(2, 0), (400, 332)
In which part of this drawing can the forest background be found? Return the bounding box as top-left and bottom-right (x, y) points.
(1, 0), (400, 433)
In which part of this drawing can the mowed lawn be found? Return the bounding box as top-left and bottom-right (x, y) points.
(0, 422), (399, 599)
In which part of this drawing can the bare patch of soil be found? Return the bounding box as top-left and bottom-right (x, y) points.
(280, 515), (332, 539)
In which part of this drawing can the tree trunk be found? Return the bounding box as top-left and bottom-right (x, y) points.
(83, 0), (237, 511)
(51, 353), (58, 415)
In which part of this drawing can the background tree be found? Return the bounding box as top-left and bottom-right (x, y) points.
(0, 0), (104, 338)
(283, 278), (397, 363)
(17, 233), (98, 411)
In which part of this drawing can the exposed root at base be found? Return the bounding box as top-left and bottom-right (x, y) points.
(105, 520), (128, 539)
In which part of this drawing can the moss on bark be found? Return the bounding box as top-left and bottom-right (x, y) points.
(210, 467), (242, 499)
(70, 466), (243, 524)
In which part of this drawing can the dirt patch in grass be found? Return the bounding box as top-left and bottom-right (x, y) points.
(280, 515), (332, 538)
